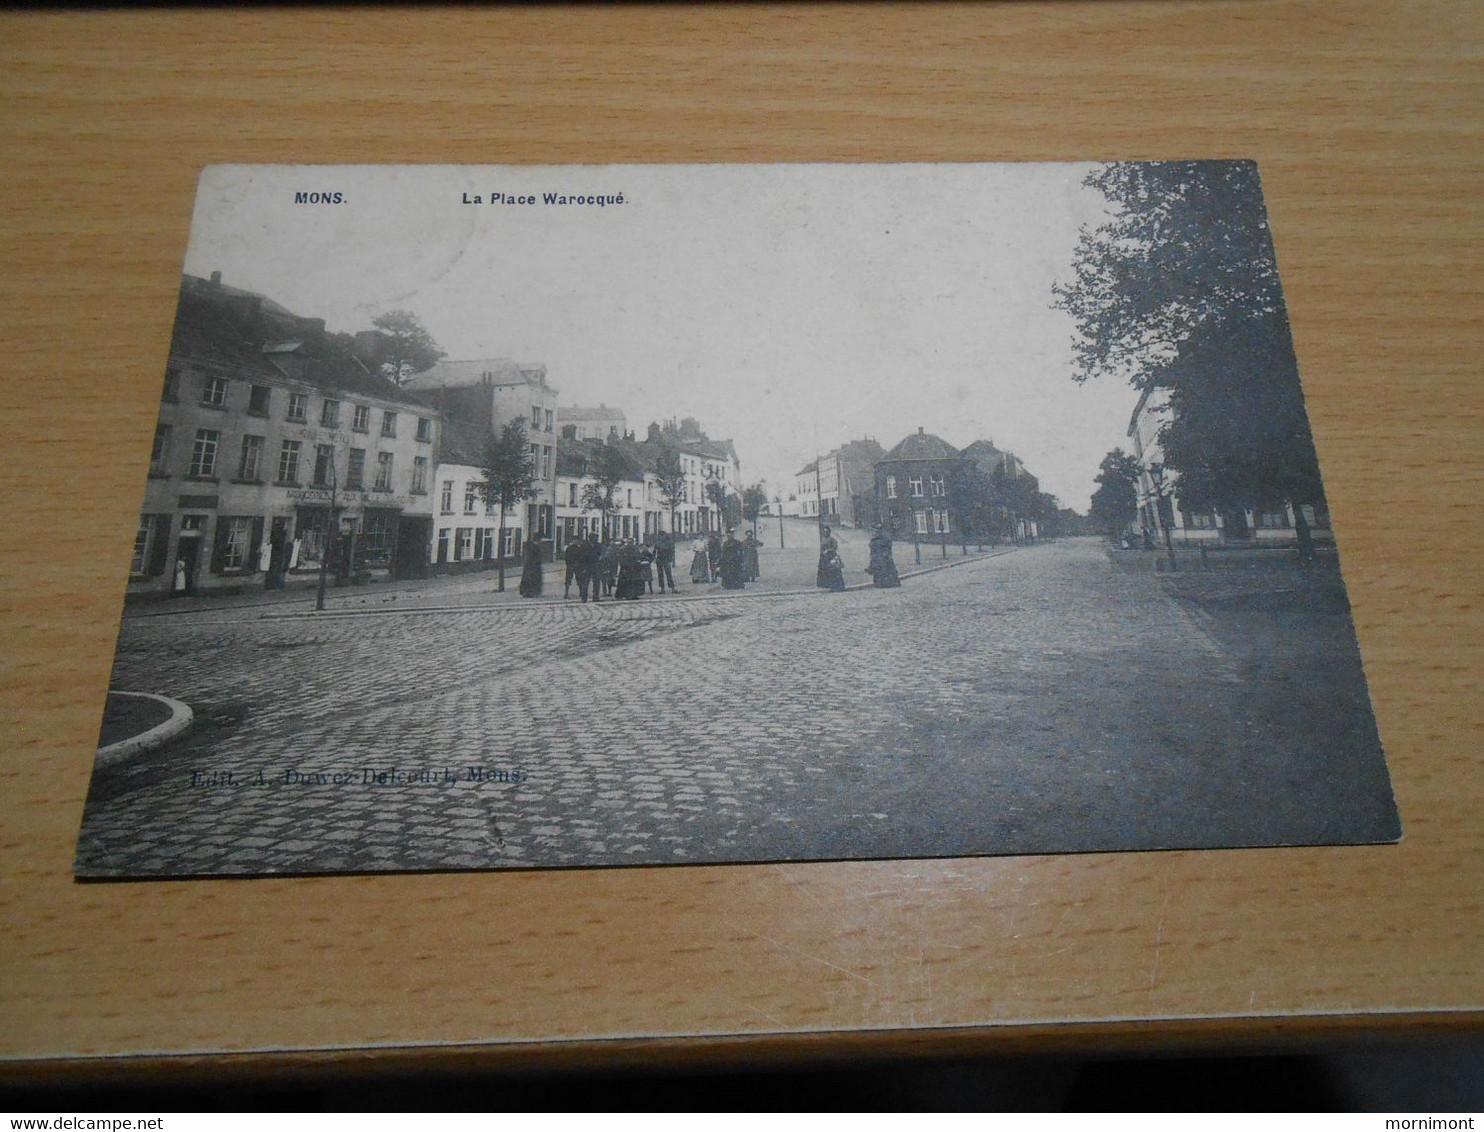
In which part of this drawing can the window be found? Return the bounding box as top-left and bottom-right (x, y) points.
(374, 451), (393, 491)
(352, 404), (370, 432)
(411, 456), (428, 494)
(885, 475), (897, 499)
(189, 429), (220, 478)
(313, 444), (334, 487)
(542, 445), (552, 478)
(457, 528), (474, 561)
(501, 527), (517, 558)
(130, 516), (156, 576)
(362, 513), (394, 558)
(909, 475), (924, 498)
(568, 483), (578, 507)
(915, 510), (929, 534)
(436, 528), (450, 564)
(277, 440), (301, 484)
(237, 435), (263, 481)
(381, 411), (397, 438)
(286, 393), (308, 422)
(464, 484), (478, 514)
(1253, 508), (1291, 529)
(475, 529), (495, 559)
(545, 409), (554, 433)
(221, 517), (254, 570)
(531, 405), (541, 429)
(440, 480), (454, 515)
(162, 367), (179, 403)
(416, 417), (432, 442)
(346, 448), (365, 490)
(321, 399), (340, 428)
(934, 508), (949, 534)
(202, 376), (229, 408)
(248, 385), (271, 415)
(149, 424), (172, 475)
(930, 474), (946, 497)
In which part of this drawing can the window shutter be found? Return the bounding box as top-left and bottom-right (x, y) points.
(147, 515), (171, 577)
(250, 517), (265, 571)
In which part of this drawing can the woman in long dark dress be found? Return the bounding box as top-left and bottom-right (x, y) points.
(718, 529), (748, 590)
(816, 526), (846, 592)
(867, 527), (901, 588)
(614, 541), (646, 600)
(518, 537), (544, 598)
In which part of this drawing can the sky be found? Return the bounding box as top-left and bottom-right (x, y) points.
(182, 163), (1139, 510)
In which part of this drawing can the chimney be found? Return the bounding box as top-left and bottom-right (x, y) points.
(918, 426), (925, 435)
(209, 271), (222, 288)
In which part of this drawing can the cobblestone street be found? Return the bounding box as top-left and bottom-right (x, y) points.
(75, 538), (1399, 876)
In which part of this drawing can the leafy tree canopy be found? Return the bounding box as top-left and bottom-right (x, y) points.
(1054, 161), (1324, 514)
(370, 310), (445, 386)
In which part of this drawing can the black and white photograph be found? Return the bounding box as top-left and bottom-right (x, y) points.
(74, 161), (1401, 878)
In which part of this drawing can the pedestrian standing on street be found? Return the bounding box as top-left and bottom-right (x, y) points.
(743, 530), (761, 582)
(638, 542), (656, 594)
(718, 527), (748, 590)
(689, 537), (711, 584)
(615, 540), (646, 600)
(562, 534), (584, 599)
(817, 525), (847, 592)
(518, 536), (544, 598)
(867, 526), (901, 588)
(706, 531), (723, 584)
(598, 540), (618, 598)
(579, 534), (600, 603)
(654, 529), (676, 593)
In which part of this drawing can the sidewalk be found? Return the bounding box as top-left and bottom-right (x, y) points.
(124, 522), (1023, 619)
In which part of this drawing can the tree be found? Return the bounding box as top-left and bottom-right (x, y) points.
(1088, 448), (1142, 540)
(579, 445), (629, 541)
(651, 445), (686, 534)
(369, 310), (444, 386)
(704, 479), (736, 531)
(1053, 160), (1323, 559)
(741, 483), (769, 537)
(476, 419), (539, 591)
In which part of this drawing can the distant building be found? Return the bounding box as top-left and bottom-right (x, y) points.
(812, 438), (886, 527)
(1126, 386), (1332, 545)
(404, 358), (560, 553)
(873, 428), (965, 537)
(131, 273), (440, 598)
(429, 420), (526, 572)
(638, 418), (743, 536)
(558, 404), (627, 442)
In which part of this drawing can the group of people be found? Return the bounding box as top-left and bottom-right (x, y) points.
(520, 522), (905, 603)
(816, 524), (901, 591)
(688, 529), (761, 591)
(557, 530), (679, 603)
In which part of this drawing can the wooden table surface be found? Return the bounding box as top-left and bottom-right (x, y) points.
(2, 3), (1480, 1081)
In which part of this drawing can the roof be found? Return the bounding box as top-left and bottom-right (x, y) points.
(556, 436), (648, 482)
(881, 428), (963, 463)
(405, 357), (550, 391)
(168, 278), (428, 407)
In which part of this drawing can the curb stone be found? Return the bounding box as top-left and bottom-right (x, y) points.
(95, 691), (194, 768)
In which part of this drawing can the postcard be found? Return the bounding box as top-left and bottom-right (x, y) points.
(74, 162), (1400, 877)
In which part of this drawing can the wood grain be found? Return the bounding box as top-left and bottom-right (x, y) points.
(1, 2), (1480, 1074)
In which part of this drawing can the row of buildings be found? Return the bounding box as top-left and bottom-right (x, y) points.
(129, 274), (743, 598)
(1126, 386), (1333, 546)
(782, 430), (1042, 542)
